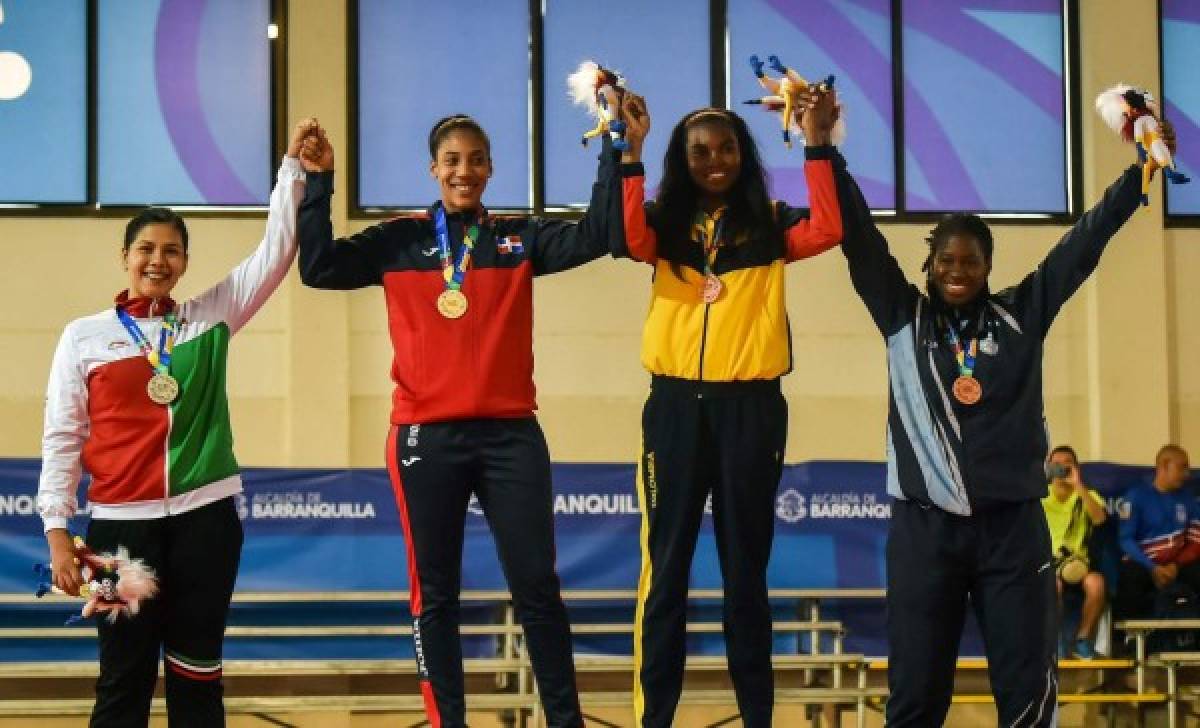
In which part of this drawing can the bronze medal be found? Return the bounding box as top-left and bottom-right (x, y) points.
(952, 375), (982, 405)
(701, 274), (723, 304)
(437, 289), (468, 319)
(147, 372), (180, 405)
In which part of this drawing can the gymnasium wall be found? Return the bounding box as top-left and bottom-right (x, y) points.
(0, 0), (1195, 470)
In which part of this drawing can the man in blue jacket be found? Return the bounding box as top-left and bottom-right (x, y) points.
(1115, 445), (1200, 618)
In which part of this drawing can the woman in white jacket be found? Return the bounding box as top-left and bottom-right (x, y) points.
(37, 119), (318, 728)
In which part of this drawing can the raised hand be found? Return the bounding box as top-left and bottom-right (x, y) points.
(288, 117), (318, 160)
(620, 93), (651, 163)
(800, 89), (837, 147)
(1065, 463), (1084, 490)
(288, 118), (335, 173)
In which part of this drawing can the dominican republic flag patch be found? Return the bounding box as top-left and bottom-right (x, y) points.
(496, 235), (524, 254)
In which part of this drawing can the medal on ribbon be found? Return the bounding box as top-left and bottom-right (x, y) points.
(115, 306), (179, 405)
(694, 210), (725, 304)
(945, 321), (981, 405)
(433, 204), (483, 320)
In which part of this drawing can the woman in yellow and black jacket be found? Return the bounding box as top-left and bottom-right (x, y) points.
(613, 92), (842, 728)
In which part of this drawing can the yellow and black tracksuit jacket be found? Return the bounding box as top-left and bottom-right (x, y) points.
(614, 145), (842, 728)
(617, 145), (843, 382)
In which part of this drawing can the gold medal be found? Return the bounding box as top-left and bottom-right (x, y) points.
(701, 274), (723, 304)
(952, 375), (982, 405)
(437, 289), (468, 319)
(147, 372), (179, 405)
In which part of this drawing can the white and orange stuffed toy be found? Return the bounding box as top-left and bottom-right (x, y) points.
(1095, 83), (1190, 205)
(36, 535), (158, 625)
(568, 60), (630, 152)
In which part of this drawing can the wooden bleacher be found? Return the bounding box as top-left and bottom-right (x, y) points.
(4, 589), (1197, 727)
(1119, 618), (1200, 728)
(0, 588), (876, 727)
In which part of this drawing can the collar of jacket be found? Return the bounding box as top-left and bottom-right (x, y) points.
(927, 283), (992, 338)
(115, 289), (178, 318)
(427, 201), (488, 223)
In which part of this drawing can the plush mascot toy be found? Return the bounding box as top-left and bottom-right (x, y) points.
(1095, 83), (1190, 205)
(568, 61), (629, 152)
(35, 535), (158, 625)
(744, 54), (844, 149)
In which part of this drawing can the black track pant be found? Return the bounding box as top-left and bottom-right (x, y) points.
(633, 376), (787, 728)
(386, 417), (582, 728)
(87, 496), (243, 728)
(1114, 559), (1200, 619)
(886, 499), (1058, 728)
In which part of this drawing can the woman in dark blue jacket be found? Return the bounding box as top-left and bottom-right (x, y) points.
(831, 126), (1165, 725)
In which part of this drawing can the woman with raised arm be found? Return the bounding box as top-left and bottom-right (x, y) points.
(830, 117), (1164, 727)
(612, 91), (843, 728)
(38, 120), (316, 727)
(296, 117), (624, 728)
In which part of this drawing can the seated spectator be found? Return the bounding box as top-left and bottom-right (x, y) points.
(1115, 445), (1200, 620)
(1042, 445), (1108, 658)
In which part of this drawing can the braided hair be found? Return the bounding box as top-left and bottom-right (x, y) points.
(923, 214), (995, 343)
(922, 213), (994, 275)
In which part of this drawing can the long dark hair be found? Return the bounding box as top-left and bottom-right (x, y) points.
(654, 108), (779, 257)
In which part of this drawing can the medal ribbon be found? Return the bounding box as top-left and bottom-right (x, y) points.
(692, 209), (727, 275)
(945, 322), (977, 378)
(115, 306), (176, 376)
(434, 204), (484, 292)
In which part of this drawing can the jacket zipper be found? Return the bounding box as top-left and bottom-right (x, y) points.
(697, 302), (712, 384)
(923, 303), (971, 509)
(152, 299), (170, 515)
(163, 405), (172, 516)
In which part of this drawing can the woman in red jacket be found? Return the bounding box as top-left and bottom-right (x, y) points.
(296, 117), (622, 728)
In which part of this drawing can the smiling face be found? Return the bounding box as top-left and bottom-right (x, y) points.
(685, 120), (741, 207)
(122, 222), (188, 299)
(930, 234), (990, 307)
(430, 128), (492, 213)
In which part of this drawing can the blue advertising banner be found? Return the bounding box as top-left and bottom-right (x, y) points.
(1, 461), (896, 594)
(0, 458), (1183, 661)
